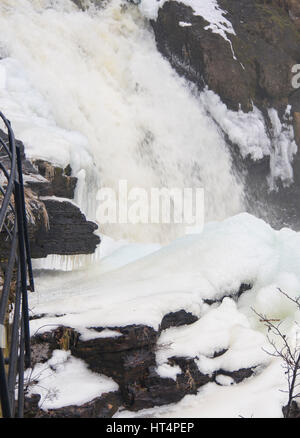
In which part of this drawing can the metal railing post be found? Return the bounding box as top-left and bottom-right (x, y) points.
(0, 113), (34, 417)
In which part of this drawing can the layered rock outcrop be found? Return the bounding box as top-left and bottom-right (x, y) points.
(26, 286), (257, 417)
(26, 319), (255, 417)
(0, 129), (100, 260)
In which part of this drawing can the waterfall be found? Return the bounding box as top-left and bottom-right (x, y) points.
(1, 2), (297, 417)
(0, 0), (243, 245)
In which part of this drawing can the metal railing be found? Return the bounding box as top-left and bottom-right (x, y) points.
(0, 112), (34, 418)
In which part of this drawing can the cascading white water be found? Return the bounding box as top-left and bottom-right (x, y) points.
(1, 2), (297, 416)
(0, 0), (243, 245)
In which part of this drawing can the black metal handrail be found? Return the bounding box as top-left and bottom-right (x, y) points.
(0, 112), (34, 418)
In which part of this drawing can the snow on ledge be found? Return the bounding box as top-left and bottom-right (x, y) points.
(139, 0), (236, 57)
(179, 21), (192, 27)
(25, 350), (119, 410)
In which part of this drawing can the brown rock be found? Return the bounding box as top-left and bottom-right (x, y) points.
(151, 0), (300, 112)
(159, 310), (199, 332)
(25, 392), (122, 418)
(28, 160), (77, 199)
(28, 313), (260, 417)
(0, 128), (100, 259)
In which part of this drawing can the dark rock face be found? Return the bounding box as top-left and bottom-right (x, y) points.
(150, 0), (300, 231)
(282, 400), (300, 418)
(25, 158), (100, 257)
(27, 160), (77, 199)
(30, 198), (99, 258)
(71, 325), (158, 409)
(0, 129), (100, 259)
(27, 305), (256, 417)
(159, 309), (199, 332)
(24, 394), (42, 418)
(151, 0), (300, 113)
(126, 362), (210, 411)
(24, 392), (122, 418)
(214, 367), (255, 384)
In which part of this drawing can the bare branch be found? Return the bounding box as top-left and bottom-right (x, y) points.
(252, 293), (300, 418)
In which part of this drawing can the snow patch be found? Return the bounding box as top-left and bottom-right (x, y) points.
(25, 350), (118, 410)
(179, 21), (192, 27)
(200, 89), (297, 186)
(156, 363), (182, 381)
(139, 0), (237, 58)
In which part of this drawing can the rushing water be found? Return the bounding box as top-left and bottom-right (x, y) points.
(0, 0), (243, 244)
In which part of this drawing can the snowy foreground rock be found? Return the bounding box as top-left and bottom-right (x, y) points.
(25, 213), (300, 417)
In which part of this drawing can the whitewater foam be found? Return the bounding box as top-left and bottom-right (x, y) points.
(0, 0), (243, 244)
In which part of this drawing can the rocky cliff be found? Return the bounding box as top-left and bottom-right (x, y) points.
(152, 0), (300, 114)
(149, 0), (300, 230)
